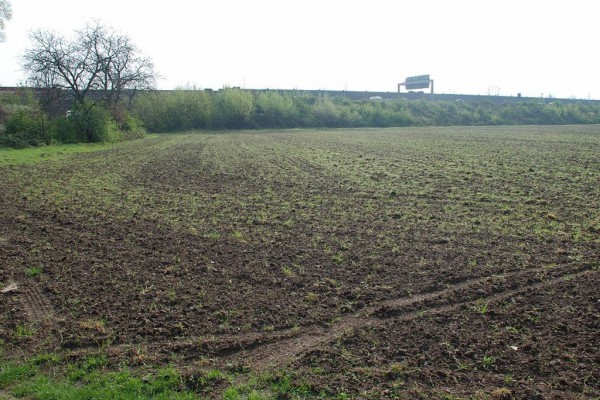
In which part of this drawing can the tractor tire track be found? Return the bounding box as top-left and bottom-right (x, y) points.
(66, 263), (595, 370)
(232, 263), (596, 371)
(20, 282), (54, 324)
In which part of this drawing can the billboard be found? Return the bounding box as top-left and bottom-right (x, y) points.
(405, 75), (431, 90)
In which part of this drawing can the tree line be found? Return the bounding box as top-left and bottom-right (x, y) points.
(2, 20), (600, 148)
(4, 85), (600, 148)
(133, 88), (600, 132)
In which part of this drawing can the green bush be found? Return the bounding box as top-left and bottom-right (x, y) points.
(213, 88), (255, 129)
(110, 105), (146, 140)
(254, 91), (299, 128)
(129, 89), (600, 132)
(0, 103), (8, 126)
(68, 102), (121, 143)
(1, 92), (147, 147)
(174, 89), (214, 130)
(311, 97), (343, 127)
(51, 115), (82, 144)
(133, 89), (213, 132)
(1, 108), (50, 148)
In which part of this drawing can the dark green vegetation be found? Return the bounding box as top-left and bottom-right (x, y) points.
(0, 91), (145, 148)
(3, 87), (600, 149)
(3, 21), (155, 149)
(133, 88), (600, 132)
(0, 126), (599, 399)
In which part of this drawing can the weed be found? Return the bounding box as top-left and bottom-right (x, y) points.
(311, 233), (322, 248)
(481, 355), (496, 370)
(205, 232), (221, 240)
(231, 230), (245, 241)
(456, 361), (471, 371)
(83, 354), (108, 371)
(474, 299), (489, 315)
(387, 362), (409, 377)
(281, 266), (297, 278)
(15, 324), (34, 338)
(25, 267), (42, 277)
(0, 142), (115, 166)
(267, 373), (313, 397)
(11, 363), (196, 400)
(223, 386), (241, 399)
(283, 218), (295, 228)
(304, 292), (318, 303)
(505, 325), (520, 334)
(332, 253), (344, 263)
(30, 353), (61, 365)
(196, 369), (228, 391)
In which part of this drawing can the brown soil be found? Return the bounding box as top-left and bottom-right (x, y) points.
(0, 127), (599, 399)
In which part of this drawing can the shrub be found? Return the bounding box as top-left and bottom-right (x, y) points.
(51, 115), (81, 143)
(214, 88), (255, 129)
(130, 89), (600, 132)
(254, 91), (299, 128)
(1, 108), (50, 148)
(0, 103), (8, 126)
(133, 89), (213, 132)
(110, 105), (146, 140)
(174, 89), (214, 130)
(68, 102), (121, 143)
(311, 97), (343, 127)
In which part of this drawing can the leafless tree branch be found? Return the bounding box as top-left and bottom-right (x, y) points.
(21, 21), (158, 109)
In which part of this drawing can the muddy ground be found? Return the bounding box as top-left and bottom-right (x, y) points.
(0, 126), (599, 398)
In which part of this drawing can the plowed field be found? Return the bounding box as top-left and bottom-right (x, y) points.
(1, 126), (599, 399)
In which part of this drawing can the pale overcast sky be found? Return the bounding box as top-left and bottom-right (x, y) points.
(1, 0), (599, 99)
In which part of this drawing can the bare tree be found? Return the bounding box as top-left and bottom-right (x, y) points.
(22, 22), (157, 109)
(0, 0), (12, 42)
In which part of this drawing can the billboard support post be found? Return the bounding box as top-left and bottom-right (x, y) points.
(398, 75), (434, 94)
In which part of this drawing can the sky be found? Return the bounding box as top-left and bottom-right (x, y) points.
(1, 0), (599, 99)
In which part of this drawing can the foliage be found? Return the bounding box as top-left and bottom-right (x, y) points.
(110, 104), (146, 140)
(311, 97), (343, 127)
(1, 92), (145, 147)
(2, 21), (154, 148)
(1, 360), (197, 400)
(5, 85), (600, 147)
(1, 97), (51, 147)
(133, 87), (213, 132)
(254, 91), (298, 128)
(132, 90), (600, 132)
(61, 101), (121, 143)
(214, 88), (255, 129)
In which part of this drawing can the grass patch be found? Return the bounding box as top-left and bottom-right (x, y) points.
(0, 363), (36, 388)
(0, 142), (117, 166)
(0, 357), (325, 400)
(1, 359), (197, 400)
